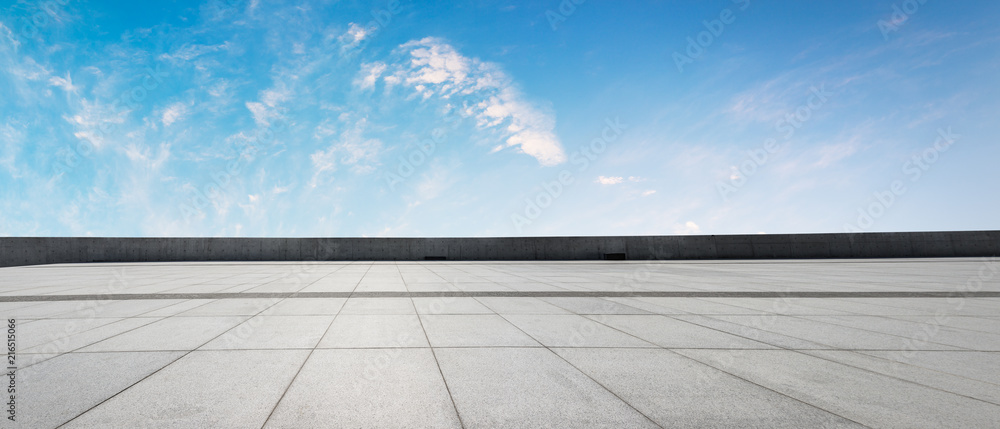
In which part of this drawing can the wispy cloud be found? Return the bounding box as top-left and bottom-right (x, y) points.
(48, 72), (78, 93)
(338, 23), (370, 52)
(309, 117), (383, 187)
(63, 99), (128, 150)
(355, 62), (386, 91)
(673, 221), (701, 235)
(158, 43), (230, 63)
(370, 37), (567, 166)
(596, 175), (645, 185)
(161, 102), (189, 127)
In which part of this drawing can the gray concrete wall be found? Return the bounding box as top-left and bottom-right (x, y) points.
(1, 231), (998, 267)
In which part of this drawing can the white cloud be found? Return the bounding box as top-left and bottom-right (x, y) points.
(597, 175), (649, 186)
(812, 134), (863, 168)
(11, 57), (51, 82)
(0, 22), (20, 50)
(309, 117), (384, 187)
(641, 190), (656, 197)
(674, 221), (701, 235)
(64, 99), (128, 149)
(262, 86), (291, 106)
(596, 176), (624, 185)
(123, 142), (171, 170)
(161, 102), (189, 127)
(355, 62), (386, 91)
(0, 122), (25, 178)
(48, 73), (78, 93)
(309, 149), (338, 188)
(376, 38), (566, 166)
(158, 43), (229, 63)
(338, 23), (370, 51)
(245, 84), (291, 127)
(245, 102), (270, 127)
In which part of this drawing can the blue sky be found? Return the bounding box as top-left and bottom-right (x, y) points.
(1, 0), (998, 237)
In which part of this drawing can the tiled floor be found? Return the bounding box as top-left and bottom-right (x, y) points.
(1, 258), (999, 428)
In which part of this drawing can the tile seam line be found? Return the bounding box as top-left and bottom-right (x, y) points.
(666, 311), (1000, 408)
(406, 266), (467, 429)
(488, 309), (665, 428)
(55, 296), (288, 428)
(536, 297), (869, 426)
(581, 314), (873, 428)
(689, 294), (986, 353)
(258, 262), (374, 427)
(686, 297), (983, 352)
(13, 298), (221, 372)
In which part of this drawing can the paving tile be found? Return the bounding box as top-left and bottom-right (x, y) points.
(51, 300), (189, 318)
(802, 314), (1000, 351)
(80, 316), (248, 352)
(338, 297), (415, 314)
(239, 281), (304, 293)
(858, 350), (1000, 385)
(677, 349), (1000, 428)
(475, 297), (571, 314)
(790, 298), (935, 316)
(318, 314), (428, 348)
(838, 298), (1000, 317)
(554, 348), (863, 428)
(884, 315), (1000, 335)
(633, 298), (765, 315)
(264, 349), (461, 428)
(201, 315), (335, 350)
(420, 314), (539, 347)
(139, 299), (215, 317)
(499, 281), (573, 292)
(539, 297), (650, 314)
(22, 317), (162, 363)
(435, 348), (659, 428)
(354, 280), (408, 292)
(699, 297), (856, 316)
(711, 315), (963, 351)
(16, 317), (128, 350)
(593, 315), (774, 349)
(297, 278), (359, 293)
(504, 314), (656, 347)
(671, 313), (832, 349)
(453, 282), (513, 292)
(265, 298), (346, 315)
(6, 301), (96, 318)
(176, 298), (279, 316)
(163, 283), (250, 294)
(18, 351), (184, 428)
(64, 350), (309, 428)
(801, 349), (1000, 405)
(412, 297), (493, 314)
(404, 282), (462, 293)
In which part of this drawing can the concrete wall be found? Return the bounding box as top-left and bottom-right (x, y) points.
(1, 231), (998, 267)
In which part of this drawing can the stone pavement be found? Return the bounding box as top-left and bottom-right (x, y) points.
(1, 258), (999, 428)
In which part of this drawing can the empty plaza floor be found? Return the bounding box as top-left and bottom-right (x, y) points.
(1, 258), (999, 428)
